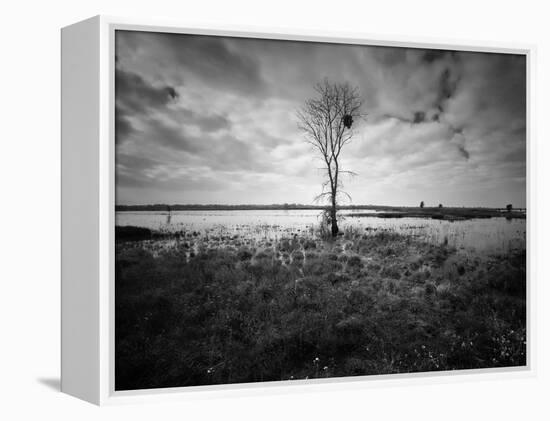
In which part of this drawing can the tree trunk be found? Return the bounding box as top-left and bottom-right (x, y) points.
(330, 193), (338, 237)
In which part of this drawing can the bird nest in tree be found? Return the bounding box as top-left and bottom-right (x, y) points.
(343, 114), (353, 129)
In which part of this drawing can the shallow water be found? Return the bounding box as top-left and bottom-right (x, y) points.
(116, 209), (525, 253)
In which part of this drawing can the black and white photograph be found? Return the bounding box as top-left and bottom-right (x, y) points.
(114, 30), (526, 391)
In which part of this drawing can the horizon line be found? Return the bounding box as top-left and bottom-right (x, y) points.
(115, 203), (527, 209)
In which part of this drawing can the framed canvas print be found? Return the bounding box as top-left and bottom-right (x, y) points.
(61, 16), (533, 405)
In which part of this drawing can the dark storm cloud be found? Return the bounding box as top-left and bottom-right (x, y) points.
(413, 111), (426, 124)
(445, 52), (526, 131)
(124, 114), (273, 174)
(365, 48), (459, 126)
(421, 49), (447, 63)
(116, 31), (266, 96)
(163, 34), (265, 94)
(368, 49), (523, 170)
(115, 66), (179, 144)
(371, 46), (407, 67)
(114, 30), (526, 206)
(115, 67), (179, 114)
(457, 145), (470, 160)
(434, 68), (460, 112)
(115, 107), (135, 140)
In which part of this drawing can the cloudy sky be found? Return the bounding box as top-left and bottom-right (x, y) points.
(115, 30), (526, 207)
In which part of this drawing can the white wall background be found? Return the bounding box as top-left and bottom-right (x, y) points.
(0, 0), (548, 419)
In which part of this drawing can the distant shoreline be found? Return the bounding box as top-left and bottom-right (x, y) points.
(115, 204), (526, 220)
(116, 204), (527, 210)
(116, 203), (526, 211)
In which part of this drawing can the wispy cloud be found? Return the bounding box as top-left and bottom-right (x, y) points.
(115, 31), (526, 207)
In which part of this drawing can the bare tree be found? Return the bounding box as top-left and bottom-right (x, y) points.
(297, 79), (363, 237)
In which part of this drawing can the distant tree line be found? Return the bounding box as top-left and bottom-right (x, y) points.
(116, 203), (381, 212)
(115, 203), (522, 212)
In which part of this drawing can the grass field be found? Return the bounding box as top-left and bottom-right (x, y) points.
(115, 227), (526, 390)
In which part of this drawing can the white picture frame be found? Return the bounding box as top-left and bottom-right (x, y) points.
(61, 15), (535, 405)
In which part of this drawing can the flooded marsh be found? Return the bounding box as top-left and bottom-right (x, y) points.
(115, 209), (526, 390)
